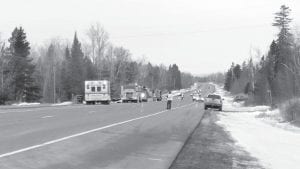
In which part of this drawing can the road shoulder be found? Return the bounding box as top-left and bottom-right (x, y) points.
(169, 110), (264, 169)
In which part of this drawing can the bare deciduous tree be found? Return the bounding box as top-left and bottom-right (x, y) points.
(86, 23), (109, 79)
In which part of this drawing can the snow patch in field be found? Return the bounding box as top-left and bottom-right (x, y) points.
(52, 102), (73, 106)
(12, 102), (40, 106)
(214, 84), (300, 169)
(255, 110), (300, 133)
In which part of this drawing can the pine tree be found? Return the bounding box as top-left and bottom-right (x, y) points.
(173, 64), (182, 89)
(8, 27), (40, 102)
(233, 64), (242, 79)
(224, 63), (235, 91)
(70, 33), (85, 96)
(272, 5), (294, 102)
(83, 56), (97, 80)
(61, 47), (72, 100)
(43, 44), (56, 103)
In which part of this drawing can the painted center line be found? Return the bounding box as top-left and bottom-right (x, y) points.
(0, 103), (195, 158)
(41, 116), (53, 119)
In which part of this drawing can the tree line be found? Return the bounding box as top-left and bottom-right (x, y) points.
(0, 24), (197, 104)
(224, 5), (300, 106)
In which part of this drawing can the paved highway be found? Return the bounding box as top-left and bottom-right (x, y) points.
(0, 94), (206, 169)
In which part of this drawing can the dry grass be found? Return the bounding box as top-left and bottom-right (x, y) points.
(280, 98), (300, 122)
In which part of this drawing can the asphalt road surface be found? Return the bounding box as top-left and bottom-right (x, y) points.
(0, 93), (206, 169)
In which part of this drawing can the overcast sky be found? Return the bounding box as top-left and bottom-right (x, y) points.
(0, 0), (299, 75)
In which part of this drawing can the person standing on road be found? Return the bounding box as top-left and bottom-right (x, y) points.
(167, 91), (173, 109)
(180, 92), (184, 101)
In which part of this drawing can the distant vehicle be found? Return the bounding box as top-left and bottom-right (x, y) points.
(85, 80), (111, 105)
(192, 94), (200, 102)
(204, 94), (223, 111)
(171, 90), (181, 97)
(199, 97), (205, 102)
(153, 89), (162, 101)
(121, 84), (140, 103)
(234, 94), (248, 102)
(192, 93), (203, 102)
(139, 86), (149, 102)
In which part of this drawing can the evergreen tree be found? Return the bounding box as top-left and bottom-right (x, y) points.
(254, 56), (270, 105)
(70, 33), (85, 96)
(224, 63), (235, 91)
(233, 64), (242, 79)
(173, 64), (182, 89)
(272, 5), (294, 102)
(60, 47), (72, 100)
(43, 44), (56, 103)
(8, 27), (40, 102)
(84, 56), (97, 80)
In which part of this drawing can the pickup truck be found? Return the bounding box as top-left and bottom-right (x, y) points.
(204, 94), (223, 111)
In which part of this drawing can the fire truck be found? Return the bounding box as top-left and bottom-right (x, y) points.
(84, 80), (111, 105)
(121, 83), (141, 103)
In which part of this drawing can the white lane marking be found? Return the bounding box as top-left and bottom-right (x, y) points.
(0, 103), (194, 158)
(41, 116), (53, 119)
(147, 158), (163, 161)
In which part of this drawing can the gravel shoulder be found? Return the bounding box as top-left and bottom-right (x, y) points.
(169, 110), (264, 169)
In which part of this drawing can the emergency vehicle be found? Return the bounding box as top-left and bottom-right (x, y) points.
(85, 80), (111, 104)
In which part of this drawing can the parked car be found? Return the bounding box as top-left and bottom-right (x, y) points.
(204, 94), (223, 111)
(234, 94), (248, 102)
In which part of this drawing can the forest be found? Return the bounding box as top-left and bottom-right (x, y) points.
(224, 5), (300, 120)
(0, 24), (198, 104)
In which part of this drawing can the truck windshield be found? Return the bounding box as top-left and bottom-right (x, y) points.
(208, 95), (221, 99)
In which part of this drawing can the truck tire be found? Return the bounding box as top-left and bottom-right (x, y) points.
(219, 106), (222, 111)
(204, 106), (208, 110)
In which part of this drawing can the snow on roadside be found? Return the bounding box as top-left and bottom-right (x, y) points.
(52, 101), (73, 106)
(12, 102), (40, 106)
(214, 85), (269, 112)
(214, 85), (300, 169)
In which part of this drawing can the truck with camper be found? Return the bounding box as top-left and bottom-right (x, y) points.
(204, 94), (223, 111)
(84, 80), (111, 105)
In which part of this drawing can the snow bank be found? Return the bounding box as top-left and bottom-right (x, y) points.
(217, 112), (300, 169)
(215, 84), (300, 169)
(12, 102), (40, 106)
(52, 102), (73, 106)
